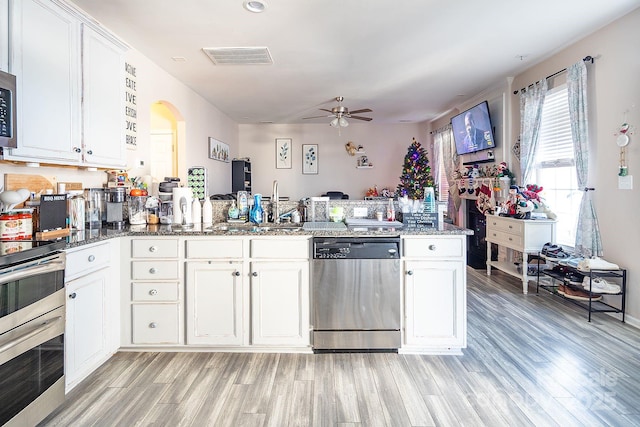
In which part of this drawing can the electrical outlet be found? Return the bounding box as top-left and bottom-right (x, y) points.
(353, 207), (368, 217)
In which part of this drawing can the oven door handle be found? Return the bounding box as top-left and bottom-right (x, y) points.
(0, 259), (65, 284)
(0, 316), (63, 354)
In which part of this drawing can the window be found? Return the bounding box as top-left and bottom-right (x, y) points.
(532, 84), (581, 247)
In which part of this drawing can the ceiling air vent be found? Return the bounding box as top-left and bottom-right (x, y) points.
(202, 47), (273, 65)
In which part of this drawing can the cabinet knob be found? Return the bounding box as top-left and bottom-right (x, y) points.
(149, 246), (157, 252)
(86, 149), (93, 155)
(69, 292), (77, 299)
(428, 244), (436, 251)
(406, 270), (414, 276)
(88, 255), (95, 262)
(252, 272), (258, 277)
(149, 289), (158, 296)
(149, 322), (157, 329)
(234, 271), (241, 276)
(73, 147), (81, 153)
(149, 268), (157, 274)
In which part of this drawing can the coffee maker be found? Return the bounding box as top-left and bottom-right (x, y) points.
(105, 187), (125, 228)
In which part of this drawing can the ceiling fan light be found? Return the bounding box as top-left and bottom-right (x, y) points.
(330, 118), (339, 127)
(339, 117), (349, 127)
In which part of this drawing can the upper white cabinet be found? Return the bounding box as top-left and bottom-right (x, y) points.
(4, 0), (126, 167)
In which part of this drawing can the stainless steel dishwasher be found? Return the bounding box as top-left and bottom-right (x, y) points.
(312, 236), (401, 351)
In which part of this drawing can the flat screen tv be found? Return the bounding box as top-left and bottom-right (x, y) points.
(451, 101), (496, 155)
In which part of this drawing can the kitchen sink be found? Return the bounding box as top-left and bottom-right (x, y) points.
(207, 223), (303, 233)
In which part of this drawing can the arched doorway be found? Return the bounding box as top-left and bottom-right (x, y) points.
(150, 101), (186, 183)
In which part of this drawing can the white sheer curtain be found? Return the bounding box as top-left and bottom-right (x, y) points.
(519, 79), (548, 185)
(567, 60), (602, 257)
(433, 126), (459, 214)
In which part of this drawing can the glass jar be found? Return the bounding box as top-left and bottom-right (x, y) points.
(128, 196), (148, 225)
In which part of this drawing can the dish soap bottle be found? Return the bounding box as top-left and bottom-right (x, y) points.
(191, 198), (202, 224)
(249, 194), (264, 224)
(227, 200), (239, 220)
(386, 198), (395, 221)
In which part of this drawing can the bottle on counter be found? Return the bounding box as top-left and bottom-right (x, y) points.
(192, 198), (202, 224)
(202, 197), (213, 225)
(249, 194), (264, 224)
(227, 200), (239, 220)
(424, 187), (436, 213)
(386, 198), (395, 221)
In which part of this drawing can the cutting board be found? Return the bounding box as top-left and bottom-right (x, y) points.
(4, 173), (57, 194)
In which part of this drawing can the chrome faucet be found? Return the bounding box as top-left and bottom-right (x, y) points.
(271, 180), (279, 223)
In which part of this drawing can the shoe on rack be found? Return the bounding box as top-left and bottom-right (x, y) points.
(557, 284), (567, 295)
(582, 277), (621, 294)
(577, 257), (620, 272)
(564, 272), (586, 286)
(559, 256), (585, 268)
(542, 245), (572, 261)
(562, 286), (602, 301)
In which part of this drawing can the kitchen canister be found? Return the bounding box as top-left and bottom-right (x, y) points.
(69, 194), (85, 230)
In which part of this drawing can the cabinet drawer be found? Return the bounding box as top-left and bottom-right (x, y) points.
(186, 238), (244, 259)
(403, 237), (464, 258)
(132, 304), (180, 344)
(131, 260), (179, 280)
(65, 242), (110, 280)
(486, 217), (524, 234)
(132, 282), (179, 302)
(251, 238), (310, 259)
(486, 229), (524, 250)
(131, 239), (179, 258)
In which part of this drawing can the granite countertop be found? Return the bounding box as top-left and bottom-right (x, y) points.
(65, 221), (472, 249)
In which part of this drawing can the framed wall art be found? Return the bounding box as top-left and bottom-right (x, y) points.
(209, 137), (230, 162)
(276, 138), (292, 169)
(302, 144), (318, 174)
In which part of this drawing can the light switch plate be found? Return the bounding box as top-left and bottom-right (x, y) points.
(353, 207), (368, 217)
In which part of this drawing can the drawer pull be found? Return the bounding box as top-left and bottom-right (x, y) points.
(149, 268), (157, 274)
(252, 272), (258, 277)
(406, 270), (414, 276)
(234, 271), (241, 276)
(149, 289), (158, 296)
(508, 237), (513, 241)
(149, 322), (157, 329)
(428, 244), (436, 251)
(508, 225), (513, 229)
(69, 292), (77, 299)
(149, 246), (158, 253)
(88, 255), (96, 262)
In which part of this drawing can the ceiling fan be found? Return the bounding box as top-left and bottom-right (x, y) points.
(303, 96), (373, 128)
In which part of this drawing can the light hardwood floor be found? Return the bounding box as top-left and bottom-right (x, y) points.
(41, 268), (640, 426)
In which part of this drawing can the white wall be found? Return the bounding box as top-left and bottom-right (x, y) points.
(238, 122), (423, 200)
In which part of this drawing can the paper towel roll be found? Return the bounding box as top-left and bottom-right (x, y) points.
(172, 187), (193, 224)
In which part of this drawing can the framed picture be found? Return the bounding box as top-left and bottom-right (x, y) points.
(276, 138), (292, 169)
(302, 144), (318, 174)
(209, 137), (230, 162)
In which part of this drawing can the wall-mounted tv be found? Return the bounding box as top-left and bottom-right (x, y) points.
(451, 101), (495, 155)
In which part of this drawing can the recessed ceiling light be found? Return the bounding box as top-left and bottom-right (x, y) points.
(243, 1), (266, 13)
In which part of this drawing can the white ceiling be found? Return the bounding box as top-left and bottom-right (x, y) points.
(70, 0), (639, 125)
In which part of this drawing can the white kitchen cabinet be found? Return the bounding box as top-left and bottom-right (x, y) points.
(185, 261), (244, 346)
(401, 236), (467, 354)
(249, 237), (310, 348)
(64, 241), (118, 392)
(4, 0), (126, 167)
(6, 0), (81, 164)
(123, 237), (182, 347)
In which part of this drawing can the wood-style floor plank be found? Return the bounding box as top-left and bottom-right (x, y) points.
(40, 267), (640, 426)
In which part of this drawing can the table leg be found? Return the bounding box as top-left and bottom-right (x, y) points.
(486, 242), (492, 275)
(522, 256), (528, 294)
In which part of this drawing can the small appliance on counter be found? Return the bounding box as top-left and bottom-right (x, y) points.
(105, 187), (126, 228)
(84, 188), (105, 228)
(158, 177), (180, 201)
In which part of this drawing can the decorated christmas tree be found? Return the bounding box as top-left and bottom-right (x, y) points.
(396, 137), (435, 199)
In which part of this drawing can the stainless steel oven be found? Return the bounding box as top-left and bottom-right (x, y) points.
(0, 242), (66, 426)
(312, 236), (401, 351)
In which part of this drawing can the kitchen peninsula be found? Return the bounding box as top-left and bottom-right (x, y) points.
(62, 219), (471, 390)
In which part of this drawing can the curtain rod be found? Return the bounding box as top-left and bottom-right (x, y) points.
(429, 123), (452, 135)
(512, 55), (594, 95)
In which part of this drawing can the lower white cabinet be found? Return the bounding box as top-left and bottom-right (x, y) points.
(186, 261), (244, 346)
(250, 260), (310, 346)
(64, 241), (118, 391)
(401, 236), (467, 354)
(65, 267), (107, 388)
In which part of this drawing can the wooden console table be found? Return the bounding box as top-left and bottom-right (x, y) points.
(485, 215), (556, 294)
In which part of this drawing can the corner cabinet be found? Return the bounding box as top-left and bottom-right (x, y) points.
(4, 0), (126, 168)
(401, 236), (467, 355)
